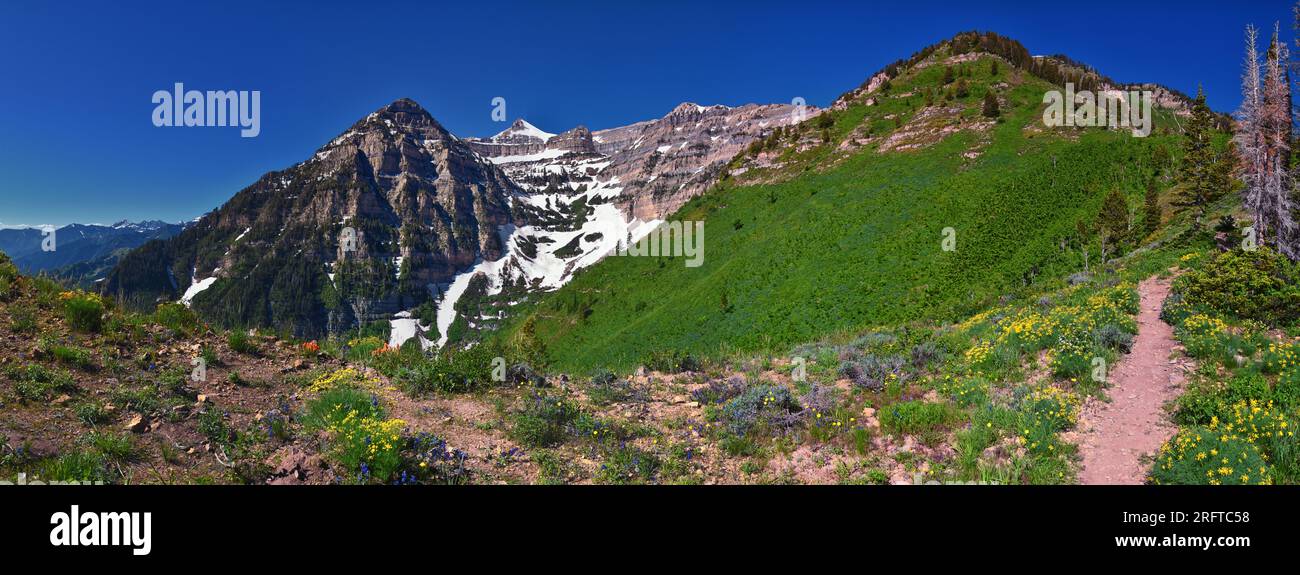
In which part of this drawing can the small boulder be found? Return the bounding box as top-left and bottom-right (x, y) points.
(124, 414), (148, 433)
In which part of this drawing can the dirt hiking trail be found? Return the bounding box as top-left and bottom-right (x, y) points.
(1076, 276), (1186, 485)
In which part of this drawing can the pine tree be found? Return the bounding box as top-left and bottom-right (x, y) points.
(1075, 219), (1092, 273)
(1144, 178), (1162, 237)
(982, 91), (1000, 117)
(1215, 215), (1239, 236)
(1097, 188), (1130, 262)
(509, 316), (547, 368)
(1152, 144), (1171, 179)
(1174, 86), (1222, 229)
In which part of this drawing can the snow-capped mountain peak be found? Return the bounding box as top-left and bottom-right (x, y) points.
(492, 118), (556, 144)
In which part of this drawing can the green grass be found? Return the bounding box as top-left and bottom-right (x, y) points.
(87, 431), (137, 463)
(7, 364), (78, 402)
(75, 401), (113, 426)
(227, 330), (258, 355)
(39, 450), (111, 483)
(8, 304), (37, 332)
(28, 432), (138, 484)
(200, 345), (219, 366)
(108, 383), (163, 414)
(153, 302), (200, 334)
(879, 400), (963, 437)
(197, 409), (234, 444)
(48, 343), (95, 370)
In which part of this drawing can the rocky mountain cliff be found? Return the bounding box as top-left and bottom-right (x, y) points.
(102, 98), (519, 338)
(594, 102), (815, 220)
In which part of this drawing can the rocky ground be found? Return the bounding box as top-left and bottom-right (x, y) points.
(0, 267), (971, 485)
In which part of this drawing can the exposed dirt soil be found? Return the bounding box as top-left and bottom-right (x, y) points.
(1076, 276), (1187, 485)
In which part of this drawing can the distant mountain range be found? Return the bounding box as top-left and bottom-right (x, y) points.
(0, 221), (188, 287)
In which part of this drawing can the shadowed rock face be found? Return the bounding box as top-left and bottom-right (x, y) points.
(547, 126), (597, 155)
(312, 98), (516, 285)
(102, 98), (519, 337)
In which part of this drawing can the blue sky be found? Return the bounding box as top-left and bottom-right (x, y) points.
(0, 0), (1292, 225)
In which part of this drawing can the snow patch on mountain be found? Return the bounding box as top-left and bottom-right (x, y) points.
(426, 165), (663, 348)
(389, 311), (432, 349)
(486, 148), (569, 164)
(181, 270), (220, 306)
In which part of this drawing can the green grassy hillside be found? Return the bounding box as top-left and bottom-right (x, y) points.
(509, 49), (1188, 373)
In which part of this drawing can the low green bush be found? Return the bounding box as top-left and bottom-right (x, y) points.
(719, 384), (802, 437)
(227, 330), (257, 355)
(645, 349), (702, 374)
(153, 302), (199, 334)
(1173, 381), (1226, 426)
(1178, 248), (1300, 326)
(510, 393), (579, 448)
(301, 385), (381, 432)
(48, 343), (94, 370)
(61, 292), (105, 333)
(1224, 371), (1271, 405)
(39, 450), (110, 483)
(596, 445), (660, 484)
(1150, 426), (1271, 485)
(0, 254), (18, 302)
